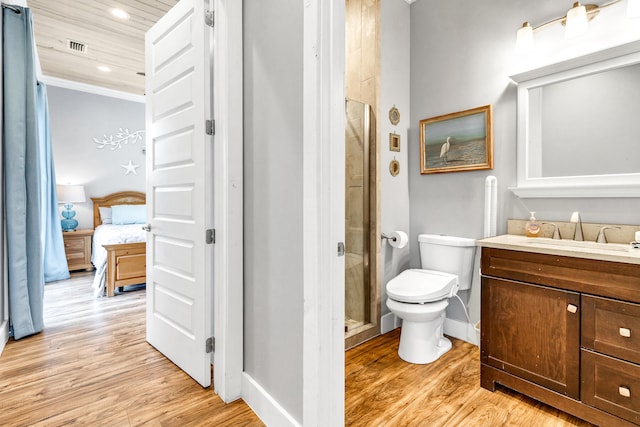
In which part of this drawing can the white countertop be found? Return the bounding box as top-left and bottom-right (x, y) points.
(477, 234), (640, 265)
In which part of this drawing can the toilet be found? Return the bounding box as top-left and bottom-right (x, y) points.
(386, 234), (476, 364)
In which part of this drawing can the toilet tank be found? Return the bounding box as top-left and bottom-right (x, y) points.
(418, 234), (477, 290)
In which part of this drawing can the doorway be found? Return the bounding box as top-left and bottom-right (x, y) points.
(344, 0), (381, 350)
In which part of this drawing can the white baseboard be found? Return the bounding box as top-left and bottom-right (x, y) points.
(444, 318), (479, 346)
(242, 372), (301, 427)
(0, 319), (9, 356)
(380, 312), (398, 334)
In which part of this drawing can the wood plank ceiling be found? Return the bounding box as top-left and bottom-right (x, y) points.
(27, 0), (179, 96)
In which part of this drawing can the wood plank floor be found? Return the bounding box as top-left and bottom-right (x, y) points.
(0, 272), (262, 427)
(0, 273), (594, 426)
(345, 331), (594, 427)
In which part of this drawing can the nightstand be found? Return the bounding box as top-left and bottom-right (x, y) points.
(62, 229), (94, 272)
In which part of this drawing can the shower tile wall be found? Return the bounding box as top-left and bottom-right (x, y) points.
(346, 0), (378, 108)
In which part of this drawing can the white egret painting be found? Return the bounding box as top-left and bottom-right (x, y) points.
(420, 105), (493, 174)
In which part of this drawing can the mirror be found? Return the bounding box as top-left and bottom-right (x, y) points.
(510, 40), (640, 198)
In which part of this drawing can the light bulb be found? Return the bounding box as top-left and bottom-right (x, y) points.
(628, 0), (640, 18)
(515, 22), (534, 54)
(565, 2), (588, 38)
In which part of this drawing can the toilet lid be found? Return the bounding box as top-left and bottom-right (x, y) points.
(386, 269), (458, 303)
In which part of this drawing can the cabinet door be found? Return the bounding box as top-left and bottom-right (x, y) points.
(481, 277), (581, 399)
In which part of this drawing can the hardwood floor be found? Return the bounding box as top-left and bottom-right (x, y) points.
(345, 330), (594, 426)
(0, 272), (262, 427)
(0, 274), (595, 426)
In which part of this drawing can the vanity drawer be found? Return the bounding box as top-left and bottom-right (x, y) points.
(582, 295), (640, 365)
(481, 248), (640, 303)
(581, 350), (640, 425)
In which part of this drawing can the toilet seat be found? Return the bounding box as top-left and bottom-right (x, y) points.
(386, 269), (458, 303)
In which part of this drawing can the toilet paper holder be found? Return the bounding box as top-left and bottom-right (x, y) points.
(382, 231), (409, 248)
(381, 232), (397, 242)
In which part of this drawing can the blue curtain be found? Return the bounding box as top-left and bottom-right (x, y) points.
(38, 83), (69, 283)
(2, 5), (66, 339)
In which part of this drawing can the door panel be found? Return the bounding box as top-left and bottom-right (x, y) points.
(145, 0), (212, 388)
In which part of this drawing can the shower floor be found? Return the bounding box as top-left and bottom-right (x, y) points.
(345, 317), (365, 333)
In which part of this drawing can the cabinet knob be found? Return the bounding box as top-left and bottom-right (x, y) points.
(619, 327), (631, 338)
(566, 304), (578, 313)
(619, 386), (631, 398)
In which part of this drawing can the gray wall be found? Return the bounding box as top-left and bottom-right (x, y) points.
(0, 10), (6, 349)
(408, 0), (640, 325)
(48, 86), (145, 229)
(243, 0), (304, 422)
(379, 0), (411, 321)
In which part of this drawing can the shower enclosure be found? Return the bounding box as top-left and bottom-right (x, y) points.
(345, 98), (379, 349)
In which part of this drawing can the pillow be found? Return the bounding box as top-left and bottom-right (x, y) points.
(98, 207), (112, 224)
(111, 204), (146, 225)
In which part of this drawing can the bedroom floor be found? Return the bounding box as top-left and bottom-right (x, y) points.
(0, 272), (262, 426)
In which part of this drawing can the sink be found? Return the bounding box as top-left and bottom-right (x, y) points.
(518, 237), (630, 253)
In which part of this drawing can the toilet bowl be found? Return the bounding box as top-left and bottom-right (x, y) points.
(385, 234), (476, 364)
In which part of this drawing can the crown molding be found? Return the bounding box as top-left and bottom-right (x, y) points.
(39, 75), (145, 103)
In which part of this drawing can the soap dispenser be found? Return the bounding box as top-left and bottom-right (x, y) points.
(525, 212), (541, 237)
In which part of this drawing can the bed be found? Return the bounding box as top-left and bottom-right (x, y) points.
(90, 191), (147, 297)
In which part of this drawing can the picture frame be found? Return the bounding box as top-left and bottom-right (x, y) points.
(419, 105), (493, 174)
(389, 106), (400, 125)
(389, 133), (400, 152)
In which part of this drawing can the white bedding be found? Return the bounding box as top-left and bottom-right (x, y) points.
(91, 224), (146, 297)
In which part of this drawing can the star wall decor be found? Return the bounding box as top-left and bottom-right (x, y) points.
(121, 160), (140, 175)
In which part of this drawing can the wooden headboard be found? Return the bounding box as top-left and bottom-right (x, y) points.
(91, 191), (146, 229)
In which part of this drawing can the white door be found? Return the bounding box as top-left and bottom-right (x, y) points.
(145, 0), (213, 388)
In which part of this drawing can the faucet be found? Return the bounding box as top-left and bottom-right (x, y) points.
(596, 226), (621, 243)
(542, 222), (561, 240)
(570, 212), (583, 241)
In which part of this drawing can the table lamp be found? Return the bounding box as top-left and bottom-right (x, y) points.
(56, 185), (86, 232)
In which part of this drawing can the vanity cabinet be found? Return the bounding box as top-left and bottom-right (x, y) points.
(482, 277), (580, 399)
(481, 247), (640, 426)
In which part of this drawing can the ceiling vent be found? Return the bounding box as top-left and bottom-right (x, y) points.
(66, 39), (87, 54)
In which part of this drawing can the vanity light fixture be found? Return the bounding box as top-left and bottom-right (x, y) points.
(516, 0), (638, 54)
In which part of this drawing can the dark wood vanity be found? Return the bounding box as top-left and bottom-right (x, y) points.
(480, 245), (640, 426)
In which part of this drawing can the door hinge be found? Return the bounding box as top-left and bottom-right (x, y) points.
(205, 119), (215, 135)
(206, 336), (215, 353)
(206, 228), (215, 244)
(205, 10), (214, 27)
(337, 242), (345, 257)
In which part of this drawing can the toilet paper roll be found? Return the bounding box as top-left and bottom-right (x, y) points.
(388, 230), (408, 249)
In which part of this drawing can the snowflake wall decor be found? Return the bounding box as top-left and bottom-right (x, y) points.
(93, 128), (144, 150)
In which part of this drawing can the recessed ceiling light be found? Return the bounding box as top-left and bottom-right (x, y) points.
(110, 8), (130, 20)
(97, 65), (111, 72)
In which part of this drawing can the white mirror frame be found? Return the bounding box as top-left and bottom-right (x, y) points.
(510, 40), (640, 198)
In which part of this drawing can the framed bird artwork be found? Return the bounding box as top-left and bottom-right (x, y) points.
(419, 105), (493, 174)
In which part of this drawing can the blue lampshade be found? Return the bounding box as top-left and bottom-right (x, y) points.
(57, 185), (86, 232)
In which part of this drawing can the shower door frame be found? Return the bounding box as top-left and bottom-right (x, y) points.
(345, 99), (380, 350)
